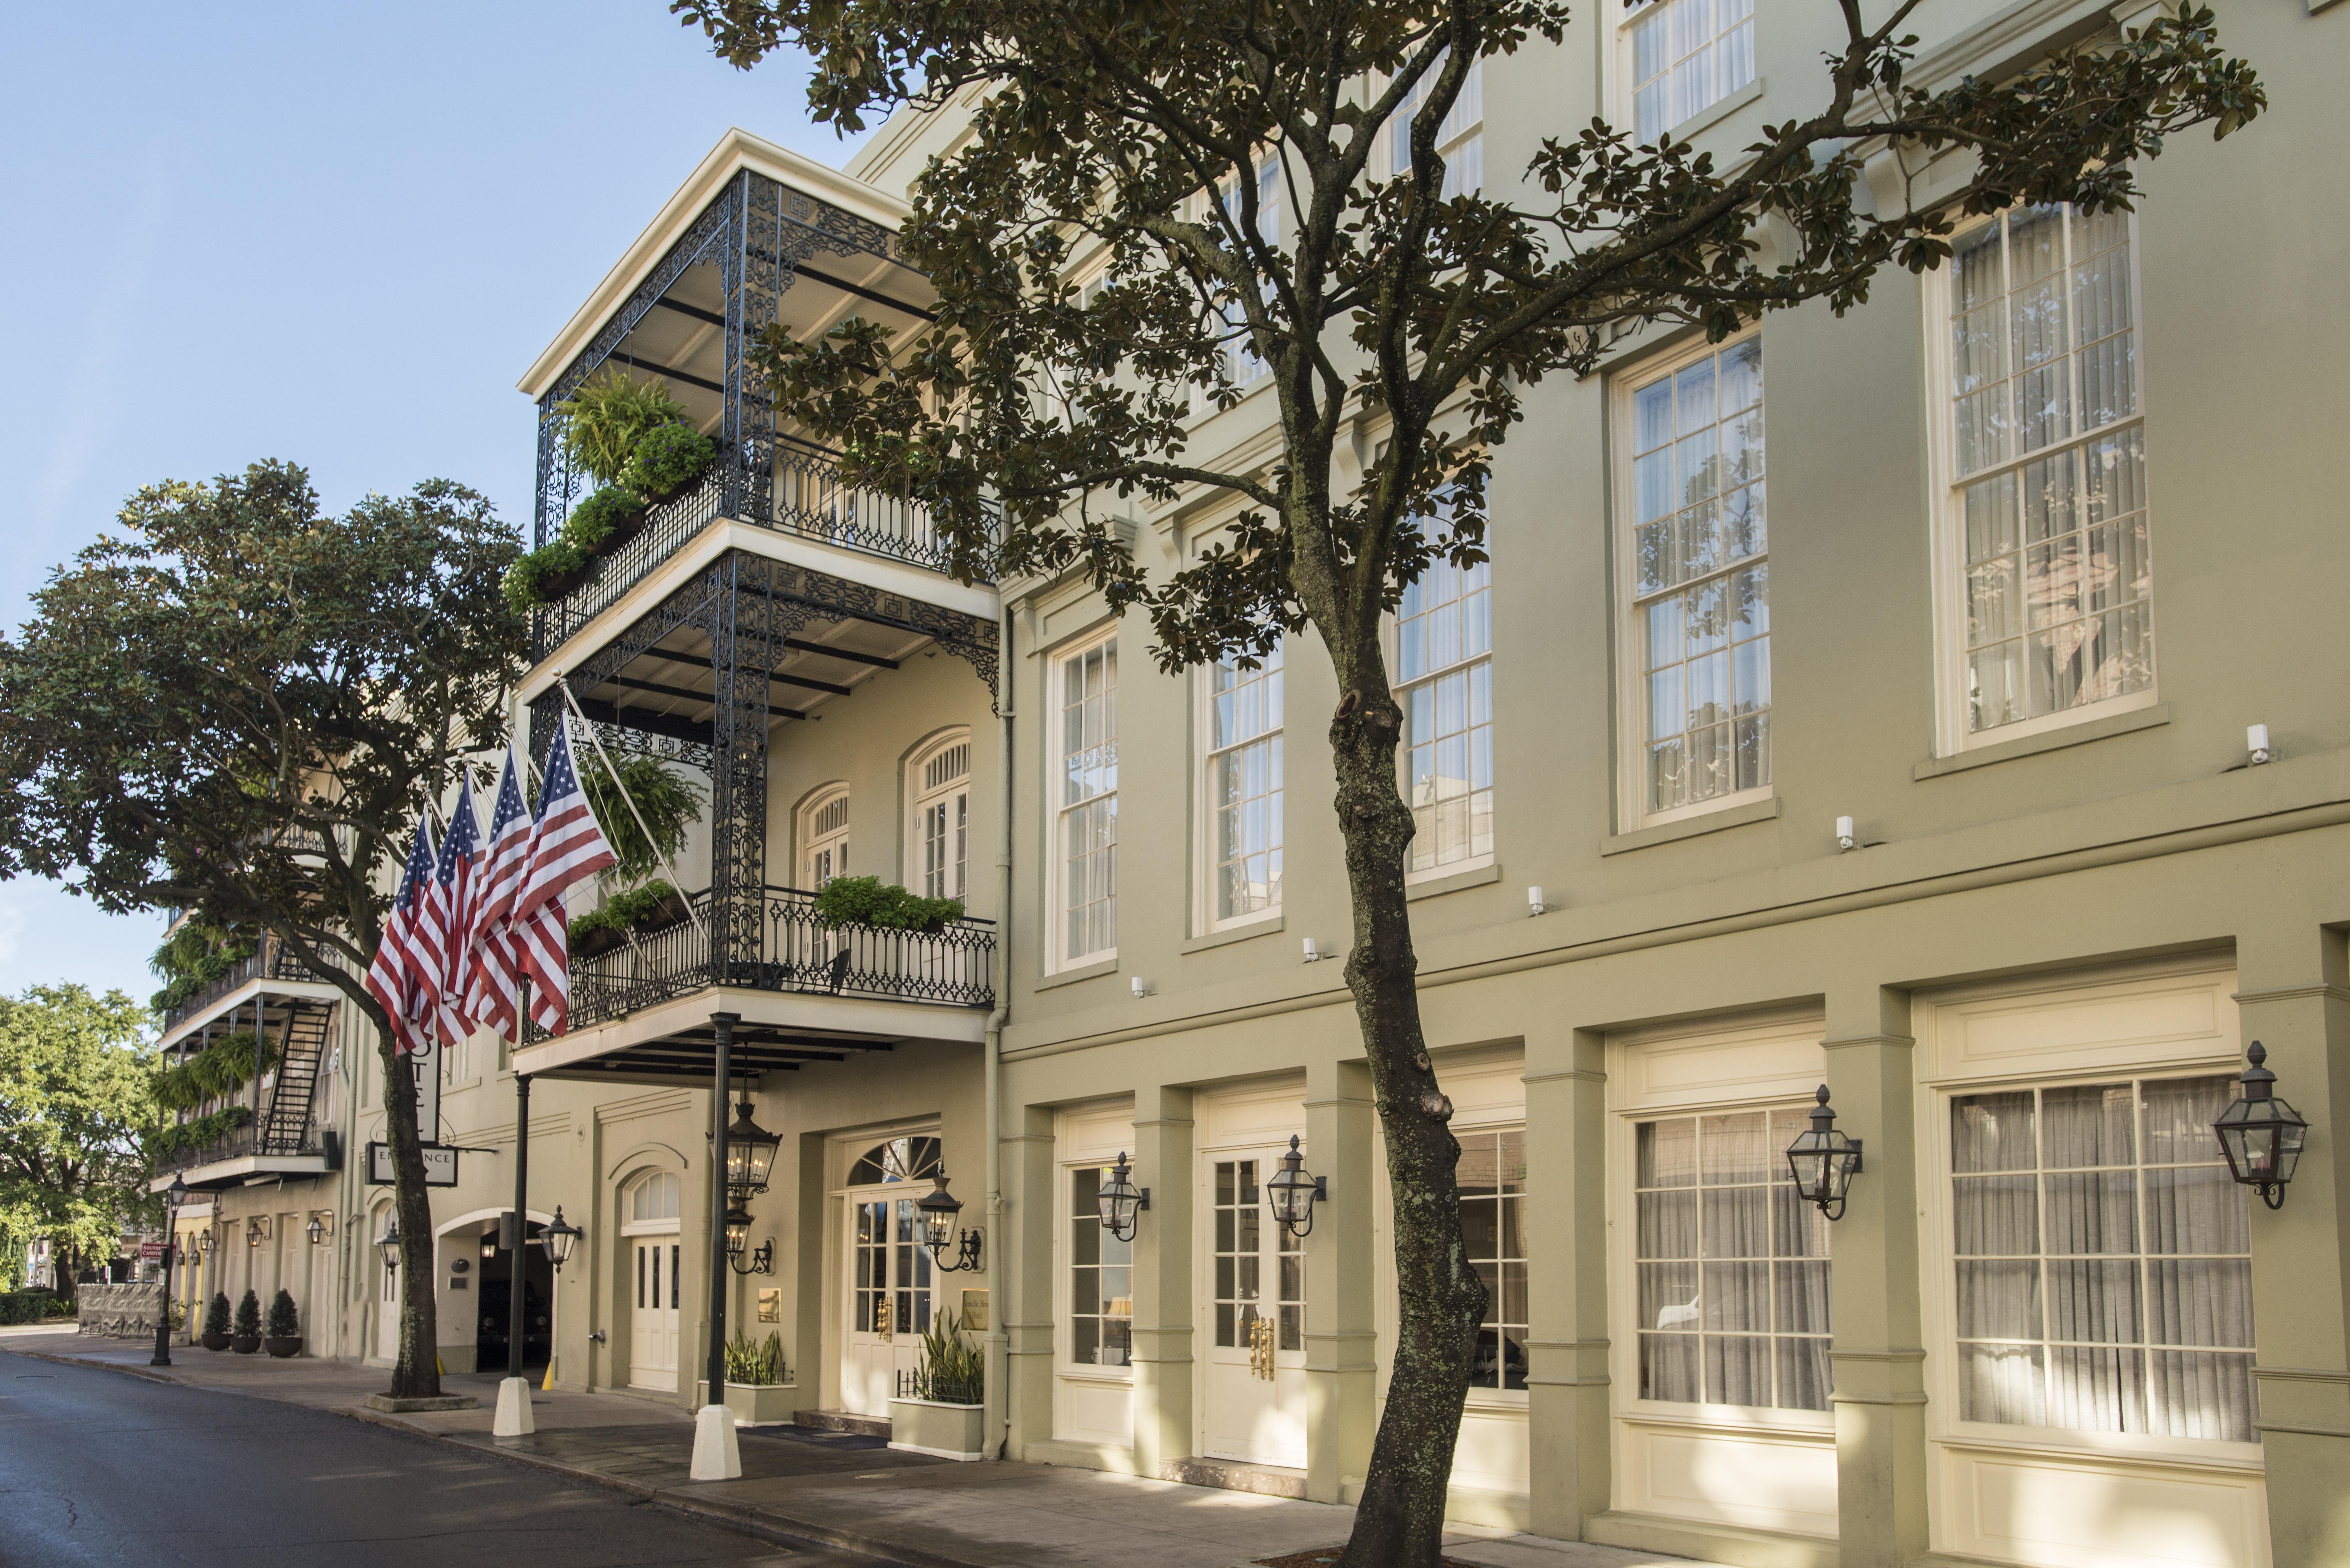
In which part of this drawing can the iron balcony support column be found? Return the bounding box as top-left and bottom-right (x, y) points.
(704, 556), (770, 984)
(510, 1073), (531, 1375)
(705, 1011), (739, 1407)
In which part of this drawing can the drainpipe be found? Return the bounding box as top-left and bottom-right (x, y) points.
(984, 601), (1013, 1459)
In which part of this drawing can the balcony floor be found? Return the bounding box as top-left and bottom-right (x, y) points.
(512, 983), (984, 1088)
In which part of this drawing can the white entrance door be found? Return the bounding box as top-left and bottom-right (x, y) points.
(1201, 1151), (1308, 1466)
(841, 1191), (934, 1416)
(630, 1235), (681, 1390)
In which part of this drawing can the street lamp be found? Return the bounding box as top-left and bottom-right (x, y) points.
(724, 1095), (781, 1200)
(2213, 1041), (2310, 1210)
(724, 1204), (772, 1276)
(915, 1172), (984, 1272)
(1097, 1152), (1149, 1243)
(1266, 1136), (1326, 1239)
(1785, 1084), (1865, 1221)
(152, 1174), (188, 1368)
(541, 1207), (583, 1274)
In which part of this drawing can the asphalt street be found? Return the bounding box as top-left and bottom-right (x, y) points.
(0, 1351), (876, 1568)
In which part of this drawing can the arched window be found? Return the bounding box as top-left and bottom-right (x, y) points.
(800, 787), (850, 888)
(909, 734), (971, 902)
(625, 1170), (681, 1231)
(846, 1135), (943, 1187)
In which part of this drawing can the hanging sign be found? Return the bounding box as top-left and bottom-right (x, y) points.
(138, 1240), (166, 1263)
(405, 1037), (442, 1143)
(366, 1141), (459, 1187)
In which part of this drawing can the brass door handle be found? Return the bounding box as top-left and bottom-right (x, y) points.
(875, 1296), (894, 1341)
(1247, 1315), (1276, 1380)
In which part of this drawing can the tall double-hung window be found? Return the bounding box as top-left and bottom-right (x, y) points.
(1941, 205), (2152, 742)
(1398, 517), (1494, 875)
(1622, 334), (1769, 824)
(1379, 52), (1485, 198)
(1206, 643), (1284, 925)
(1056, 635), (1119, 965)
(1626, 0), (1755, 146)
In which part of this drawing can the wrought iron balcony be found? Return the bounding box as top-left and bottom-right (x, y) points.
(161, 934), (326, 1033)
(557, 884), (995, 1034)
(171, 1117), (328, 1170)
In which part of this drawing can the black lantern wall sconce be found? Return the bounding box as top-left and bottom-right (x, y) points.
(724, 1093), (782, 1202)
(1267, 1135), (1326, 1239)
(376, 1216), (401, 1278)
(541, 1207), (582, 1274)
(1785, 1085), (1865, 1221)
(725, 1205), (774, 1275)
(2212, 1042), (2309, 1210)
(916, 1172), (985, 1272)
(1098, 1152), (1149, 1243)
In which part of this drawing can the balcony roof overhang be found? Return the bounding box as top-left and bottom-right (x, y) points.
(513, 984), (984, 1088)
(158, 978), (345, 1053)
(150, 1154), (333, 1194)
(519, 128), (920, 403)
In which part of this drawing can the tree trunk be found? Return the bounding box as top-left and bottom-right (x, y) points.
(1324, 632), (1487, 1568)
(380, 1036), (441, 1399)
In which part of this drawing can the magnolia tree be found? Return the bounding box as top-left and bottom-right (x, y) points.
(674, 1), (2258, 1558)
(0, 462), (522, 1398)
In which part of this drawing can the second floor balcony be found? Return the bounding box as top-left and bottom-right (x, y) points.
(160, 932), (330, 1040)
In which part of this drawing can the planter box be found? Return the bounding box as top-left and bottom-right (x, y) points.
(200, 1331), (232, 1353)
(725, 1382), (797, 1426)
(231, 1335), (260, 1354)
(887, 1398), (985, 1461)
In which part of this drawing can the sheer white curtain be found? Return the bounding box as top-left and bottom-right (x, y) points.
(1951, 1076), (2254, 1441)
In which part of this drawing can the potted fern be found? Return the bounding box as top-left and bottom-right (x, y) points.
(811, 876), (965, 934)
(887, 1311), (985, 1461)
(231, 1288), (262, 1354)
(713, 1329), (795, 1426)
(262, 1288), (302, 1358)
(200, 1292), (232, 1352)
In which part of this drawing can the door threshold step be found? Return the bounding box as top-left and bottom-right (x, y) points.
(1166, 1455), (1308, 1498)
(793, 1408), (893, 1438)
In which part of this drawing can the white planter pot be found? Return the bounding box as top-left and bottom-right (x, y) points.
(887, 1397), (986, 1460)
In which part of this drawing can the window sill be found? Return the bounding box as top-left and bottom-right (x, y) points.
(1667, 77), (1764, 145)
(1603, 796), (1779, 855)
(1913, 702), (2170, 780)
(1405, 861), (1500, 901)
(1182, 915), (1284, 954)
(1035, 957), (1122, 992)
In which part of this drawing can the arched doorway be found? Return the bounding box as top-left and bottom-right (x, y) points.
(621, 1171), (682, 1392)
(838, 1134), (941, 1416)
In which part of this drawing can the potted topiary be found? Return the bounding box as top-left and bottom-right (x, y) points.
(231, 1288), (262, 1354)
(200, 1292), (233, 1352)
(262, 1288), (302, 1358)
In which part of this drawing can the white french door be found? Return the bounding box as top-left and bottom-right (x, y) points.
(629, 1233), (681, 1391)
(841, 1191), (934, 1415)
(1201, 1151), (1308, 1466)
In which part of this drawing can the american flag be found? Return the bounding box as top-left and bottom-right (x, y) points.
(364, 821), (438, 1056)
(429, 775), (482, 1046)
(514, 722), (617, 1036)
(463, 751), (533, 1040)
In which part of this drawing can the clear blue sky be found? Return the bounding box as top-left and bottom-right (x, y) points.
(0, 1), (866, 1006)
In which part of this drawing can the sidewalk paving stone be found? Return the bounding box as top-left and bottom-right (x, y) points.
(0, 1326), (1719, 1568)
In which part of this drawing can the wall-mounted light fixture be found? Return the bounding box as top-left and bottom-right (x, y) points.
(1097, 1152), (1149, 1242)
(1528, 886), (1548, 917)
(724, 1206), (773, 1275)
(916, 1172), (986, 1273)
(1785, 1085), (1864, 1220)
(1130, 976), (1152, 999)
(305, 1214), (327, 1247)
(542, 1207), (582, 1274)
(1835, 817), (1858, 853)
(1302, 938), (1323, 963)
(376, 1216), (401, 1278)
(2247, 724), (2273, 766)
(724, 1094), (782, 1200)
(2212, 1041), (2308, 1210)
(1266, 1135), (1327, 1239)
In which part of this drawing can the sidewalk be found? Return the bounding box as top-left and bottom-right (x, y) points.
(0, 1325), (1717, 1568)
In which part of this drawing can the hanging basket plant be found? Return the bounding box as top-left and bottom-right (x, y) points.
(568, 880), (691, 957)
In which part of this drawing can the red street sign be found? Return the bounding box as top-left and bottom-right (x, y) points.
(138, 1241), (165, 1262)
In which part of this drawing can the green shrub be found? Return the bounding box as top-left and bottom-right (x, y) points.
(618, 423), (718, 501)
(810, 876), (965, 931)
(501, 539), (588, 614)
(910, 1311), (983, 1404)
(724, 1329), (787, 1385)
(264, 1289), (299, 1338)
(153, 1032), (276, 1113)
(204, 1292), (231, 1338)
(558, 366), (686, 486)
(569, 881), (683, 945)
(148, 920), (256, 1013)
(581, 755), (704, 887)
(561, 485), (646, 553)
(233, 1288), (261, 1338)
(149, 1105), (251, 1160)
(0, 1292), (57, 1326)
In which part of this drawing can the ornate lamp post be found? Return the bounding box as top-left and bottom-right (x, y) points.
(2212, 1041), (2310, 1210)
(1097, 1153), (1149, 1243)
(1266, 1136), (1326, 1239)
(1785, 1085), (1865, 1221)
(916, 1172), (984, 1272)
(151, 1174), (188, 1367)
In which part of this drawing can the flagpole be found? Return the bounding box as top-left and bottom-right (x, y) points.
(555, 678), (705, 938)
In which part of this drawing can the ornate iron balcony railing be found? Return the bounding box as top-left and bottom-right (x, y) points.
(560, 884), (995, 1034)
(173, 1118), (327, 1168)
(161, 935), (326, 1033)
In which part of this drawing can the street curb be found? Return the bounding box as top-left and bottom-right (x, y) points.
(7, 1346), (997, 1568)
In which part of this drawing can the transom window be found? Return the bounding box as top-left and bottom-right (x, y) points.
(1398, 518), (1493, 875)
(1949, 1075), (2253, 1441)
(1057, 636), (1119, 964)
(626, 1171), (680, 1229)
(1946, 206), (2151, 735)
(1627, 0), (1755, 146)
(1069, 1165), (1134, 1368)
(1629, 336), (1769, 818)
(1459, 1128), (1528, 1391)
(1208, 644), (1284, 924)
(847, 1135), (943, 1187)
(801, 788), (849, 888)
(1634, 1107), (1831, 1411)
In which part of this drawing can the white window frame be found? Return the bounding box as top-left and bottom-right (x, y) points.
(1196, 640), (1285, 934)
(908, 731), (972, 905)
(1617, 0), (1757, 147)
(1050, 629), (1120, 971)
(1187, 158), (1283, 415)
(1393, 500), (1495, 883)
(1611, 327), (1772, 833)
(1374, 53), (1485, 198)
(798, 784), (850, 889)
(1925, 206), (2157, 757)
